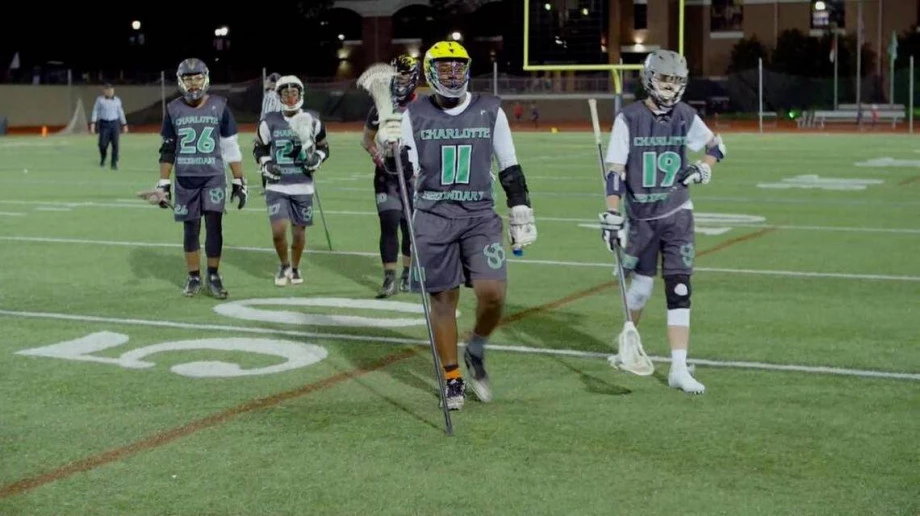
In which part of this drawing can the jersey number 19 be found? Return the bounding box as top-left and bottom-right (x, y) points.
(641, 150), (682, 188)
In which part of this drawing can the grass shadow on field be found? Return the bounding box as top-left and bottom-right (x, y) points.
(128, 247), (185, 288)
(499, 302), (633, 397)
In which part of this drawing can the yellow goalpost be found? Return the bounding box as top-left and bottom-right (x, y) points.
(521, 0), (685, 95)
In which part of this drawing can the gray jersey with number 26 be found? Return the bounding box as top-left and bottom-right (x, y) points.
(166, 95), (227, 178)
(621, 101), (697, 221)
(408, 94), (500, 219)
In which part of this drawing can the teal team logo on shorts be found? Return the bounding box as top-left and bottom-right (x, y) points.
(680, 243), (695, 267)
(376, 193), (387, 205)
(302, 206), (313, 221)
(208, 187), (225, 204)
(173, 204), (188, 216)
(483, 242), (506, 270)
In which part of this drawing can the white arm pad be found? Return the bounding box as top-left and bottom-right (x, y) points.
(220, 134), (243, 163)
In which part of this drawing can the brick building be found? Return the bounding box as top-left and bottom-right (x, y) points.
(333, 0), (919, 77)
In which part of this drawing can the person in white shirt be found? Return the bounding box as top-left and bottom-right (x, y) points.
(90, 83), (128, 170)
(598, 49), (727, 394)
(377, 41), (537, 410)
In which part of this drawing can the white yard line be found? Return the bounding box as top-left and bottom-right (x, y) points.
(2, 235), (918, 282)
(2, 199), (919, 235)
(1, 308), (916, 381)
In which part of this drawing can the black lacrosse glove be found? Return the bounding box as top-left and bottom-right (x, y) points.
(231, 177), (248, 210)
(261, 161), (283, 184)
(156, 179), (171, 209)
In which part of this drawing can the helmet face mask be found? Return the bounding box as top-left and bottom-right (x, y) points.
(275, 75), (305, 112)
(642, 50), (688, 111)
(176, 58), (210, 103)
(423, 41), (471, 99)
(390, 55), (420, 103)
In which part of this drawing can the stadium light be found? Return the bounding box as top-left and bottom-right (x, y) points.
(338, 33), (345, 41)
(814, 0), (826, 10)
(215, 26), (229, 37)
(581, 7), (588, 15)
(131, 20), (141, 30)
(450, 31), (462, 41)
(544, 3), (551, 10)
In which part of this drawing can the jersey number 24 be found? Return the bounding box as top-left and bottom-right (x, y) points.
(642, 150), (682, 188)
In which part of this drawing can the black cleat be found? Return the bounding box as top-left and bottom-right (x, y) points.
(463, 348), (493, 402)
(399, 269), (410, 292)
(375, 271), (397, 299)
(183, 275), (201, 297)
(207, 273), (228, 299)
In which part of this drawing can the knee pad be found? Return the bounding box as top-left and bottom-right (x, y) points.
(625, 274), (654, 311)
(183, 220), (201, 252)
(204, 212), (223, 258)
(664, 274), (691, 310)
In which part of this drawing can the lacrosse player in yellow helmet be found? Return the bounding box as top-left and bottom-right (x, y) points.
(376, 40), (537, 410)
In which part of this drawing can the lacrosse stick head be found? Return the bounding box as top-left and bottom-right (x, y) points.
(136, 189), (171, 208)
(287, 111), (316, 155)
(357, 63), (398, 118)
(608, 321), (655, 376)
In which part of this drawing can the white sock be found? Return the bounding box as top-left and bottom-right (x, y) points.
(671, 348), (688, 370)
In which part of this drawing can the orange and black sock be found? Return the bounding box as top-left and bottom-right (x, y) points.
(444, 364), (461, 381)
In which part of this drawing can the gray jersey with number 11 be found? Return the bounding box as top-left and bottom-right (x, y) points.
(408, 94), (500, 219)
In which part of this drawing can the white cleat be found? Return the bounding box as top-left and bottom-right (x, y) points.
(668, 367), (706, 394)
(274, 265), (291, 287)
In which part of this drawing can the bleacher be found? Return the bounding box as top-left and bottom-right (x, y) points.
(800, 104), (907, 128)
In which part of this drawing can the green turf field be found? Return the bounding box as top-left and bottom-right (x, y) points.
(1, 131), (918, 515)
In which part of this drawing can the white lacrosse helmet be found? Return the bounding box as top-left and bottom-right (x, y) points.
(276, 75), (305, 112)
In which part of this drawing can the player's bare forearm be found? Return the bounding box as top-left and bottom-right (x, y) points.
(228, 162), (244, 180)
(605, 194), (621, 212)
(701, 155), (717, 167)
(361, 128), (378, 155)
(159, 162), (172, 181)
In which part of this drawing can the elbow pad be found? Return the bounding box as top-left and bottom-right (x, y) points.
(498, 164), (531, 208)
(705, 134), (726, 162)
(158, 138), (177, 164)
(605, 170), (625, 197)
(253, 139), (272, 164)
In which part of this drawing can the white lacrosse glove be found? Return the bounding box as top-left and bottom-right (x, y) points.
(380, 113), (403, 144)
(508, 205), (537, 248)
(680, 161), (712, 186)
(599, 210), (625, 252)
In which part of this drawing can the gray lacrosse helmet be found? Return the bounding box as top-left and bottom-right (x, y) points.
(176, 58), (210, 103)
(641, 50), (689, 111)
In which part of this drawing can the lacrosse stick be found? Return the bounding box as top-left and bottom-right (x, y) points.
(588, 98), (655, 377)
(136, 188), (173, 210)
(358, 63), (454, 436)
(288, 111), (334, 251)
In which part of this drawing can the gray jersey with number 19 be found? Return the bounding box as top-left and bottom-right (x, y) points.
(621, 101), (697, 221)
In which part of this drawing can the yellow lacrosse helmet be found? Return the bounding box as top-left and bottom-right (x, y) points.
(423, 41), (471, 99)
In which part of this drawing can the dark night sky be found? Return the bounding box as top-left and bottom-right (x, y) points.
(0, 0), (599, 82)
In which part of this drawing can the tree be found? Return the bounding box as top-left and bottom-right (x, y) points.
(727, 36), (770, 73)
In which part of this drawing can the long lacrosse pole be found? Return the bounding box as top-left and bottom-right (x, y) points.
(312, 185), (333, 250)
(587, 99), (632, 325)
(392, 143), (454, 436)
(358, 62), (453, 435)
